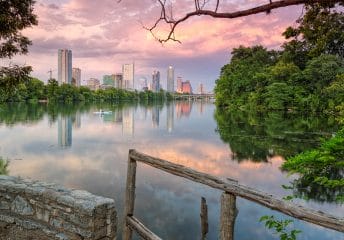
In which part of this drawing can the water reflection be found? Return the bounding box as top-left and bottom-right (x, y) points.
(58, 115), (72, 147)
(214, 109), (339, 162)
(0, 101), (342, 240)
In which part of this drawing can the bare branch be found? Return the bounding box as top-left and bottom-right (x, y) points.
(144, 0), (341, 43)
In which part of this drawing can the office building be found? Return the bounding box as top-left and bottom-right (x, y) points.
(72, 68), (81, 87)
(167, 66), (174, 93)
(103, 75), (115, 87)
(58, 49), (72, 85)
(122, 63), (134, 89)
(87, 78), (100, 91)
(197, 83), (204, 94)
(182, 80), (192, 94)
(176, 77), (183, 93)
(152, 70), (160, 92)
(114, 73), (123, 89)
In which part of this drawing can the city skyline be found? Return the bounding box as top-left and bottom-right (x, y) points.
(9, 1), (304, 92)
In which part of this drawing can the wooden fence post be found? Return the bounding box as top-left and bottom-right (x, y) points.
(200, 197), (208, 240)
(220, 192), (237, 240)
(123, 150), (137, 240)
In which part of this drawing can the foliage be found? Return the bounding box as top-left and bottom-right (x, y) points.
(260, 215), (301, 240)
(282, 128), (344, 203)
(0, 157), (9, 175)
(0, 0), (38, 58)
(283, 4), (344, 61)
(214, 109), (339, 163)
(0, 0), (37, 100)
(0, 77), (174, 104)
(214, 5), (344, 114)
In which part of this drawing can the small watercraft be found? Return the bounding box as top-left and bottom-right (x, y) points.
(93, 109), (113, 115)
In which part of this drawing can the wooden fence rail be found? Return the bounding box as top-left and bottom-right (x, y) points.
(124, 149), (344, 240)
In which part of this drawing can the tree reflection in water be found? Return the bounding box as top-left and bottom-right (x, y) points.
(214, 108), (343, 203)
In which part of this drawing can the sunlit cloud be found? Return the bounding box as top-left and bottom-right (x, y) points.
(10, 0), (303, 89)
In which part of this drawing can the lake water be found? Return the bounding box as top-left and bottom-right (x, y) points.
(0, 101), (343, 240)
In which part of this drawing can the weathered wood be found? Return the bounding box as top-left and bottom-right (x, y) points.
(123, 151), (137, 240)
(129, 149), (344, 232)
(127, 216), (162, 240)
(220, 192), (237, 240)
(200, 197), (208, 239)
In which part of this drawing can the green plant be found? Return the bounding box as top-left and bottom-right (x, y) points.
(0, 157), (9, 175)
(260, 215), (301, 240)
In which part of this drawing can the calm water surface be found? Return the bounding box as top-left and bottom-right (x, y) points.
(0, 101), (343, 240)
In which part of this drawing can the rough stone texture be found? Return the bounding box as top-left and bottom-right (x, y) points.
(0, 175), (117, 240)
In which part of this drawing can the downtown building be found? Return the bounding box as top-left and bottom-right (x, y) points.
(167, 66), (174, 92)
(87, 78), (100, 91)
(103, 73), (123, 89)
(152, 70), (160, 92)
(58, 49), (72, 85)
(122, 63), (134, 89)
(72, 68), (81, 87)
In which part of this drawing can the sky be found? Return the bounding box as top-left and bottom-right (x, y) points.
(9, 0), (304, 92)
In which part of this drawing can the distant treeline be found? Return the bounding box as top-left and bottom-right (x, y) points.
(215, 5), (344, 117)
(0, 78), (173, 103)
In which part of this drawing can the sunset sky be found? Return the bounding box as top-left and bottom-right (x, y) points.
(8, 0), (303, 91)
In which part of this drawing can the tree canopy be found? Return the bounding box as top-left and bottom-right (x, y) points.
(0, 0), (38, 96)
(0, 0), (37, 58)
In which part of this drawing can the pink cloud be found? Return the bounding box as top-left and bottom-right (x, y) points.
(11, 0), (304, 88)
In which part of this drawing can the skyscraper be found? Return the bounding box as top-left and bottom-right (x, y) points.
(114, 73), (123, 89)
(103, 75), (115, 87)
(167, 66), (174, 93)
(72, 68), (81, 87)
(122, 63), (134, 89)
(177, 77), (183, 93)
(152, 70), (160, 92)
(58, 49), (72, 85)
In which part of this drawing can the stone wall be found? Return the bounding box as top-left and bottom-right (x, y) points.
(0, 175), (116, 240)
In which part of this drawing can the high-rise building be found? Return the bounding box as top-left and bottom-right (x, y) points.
(152, 70), (160, 92)
(87, 78), (100, 90)
(176, 77), (183, 93)
(167, 66), (174, 93)
(114, 73), (123, 89)
(58, 49), (72, 85)
(182, 80), (192, 94)
(72, 68), (81, 87)
(103, 75), (115, 87)
(122, 63), (134, 89)
(197, 83), (204, 94)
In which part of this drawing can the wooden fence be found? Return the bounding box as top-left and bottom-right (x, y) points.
(123, 149), (344, 240)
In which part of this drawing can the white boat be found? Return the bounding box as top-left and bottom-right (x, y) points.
(93, 110), (112, 115)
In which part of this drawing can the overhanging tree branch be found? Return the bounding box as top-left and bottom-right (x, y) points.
(143, 0), (343, 43)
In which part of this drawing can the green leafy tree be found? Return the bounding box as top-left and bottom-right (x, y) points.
(282, 3), (344, 64)
(0, 0), (37, 98)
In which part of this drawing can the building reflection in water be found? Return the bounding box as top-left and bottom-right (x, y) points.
(175, 101), (192, 118)
(122, 108), (134, 137)
(166, 103), (174, 133)
(196, 100), (205, 115)
(58, 115), (72, 148)
(152, 106), (160, 128)
(72, 111), (81, 129)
